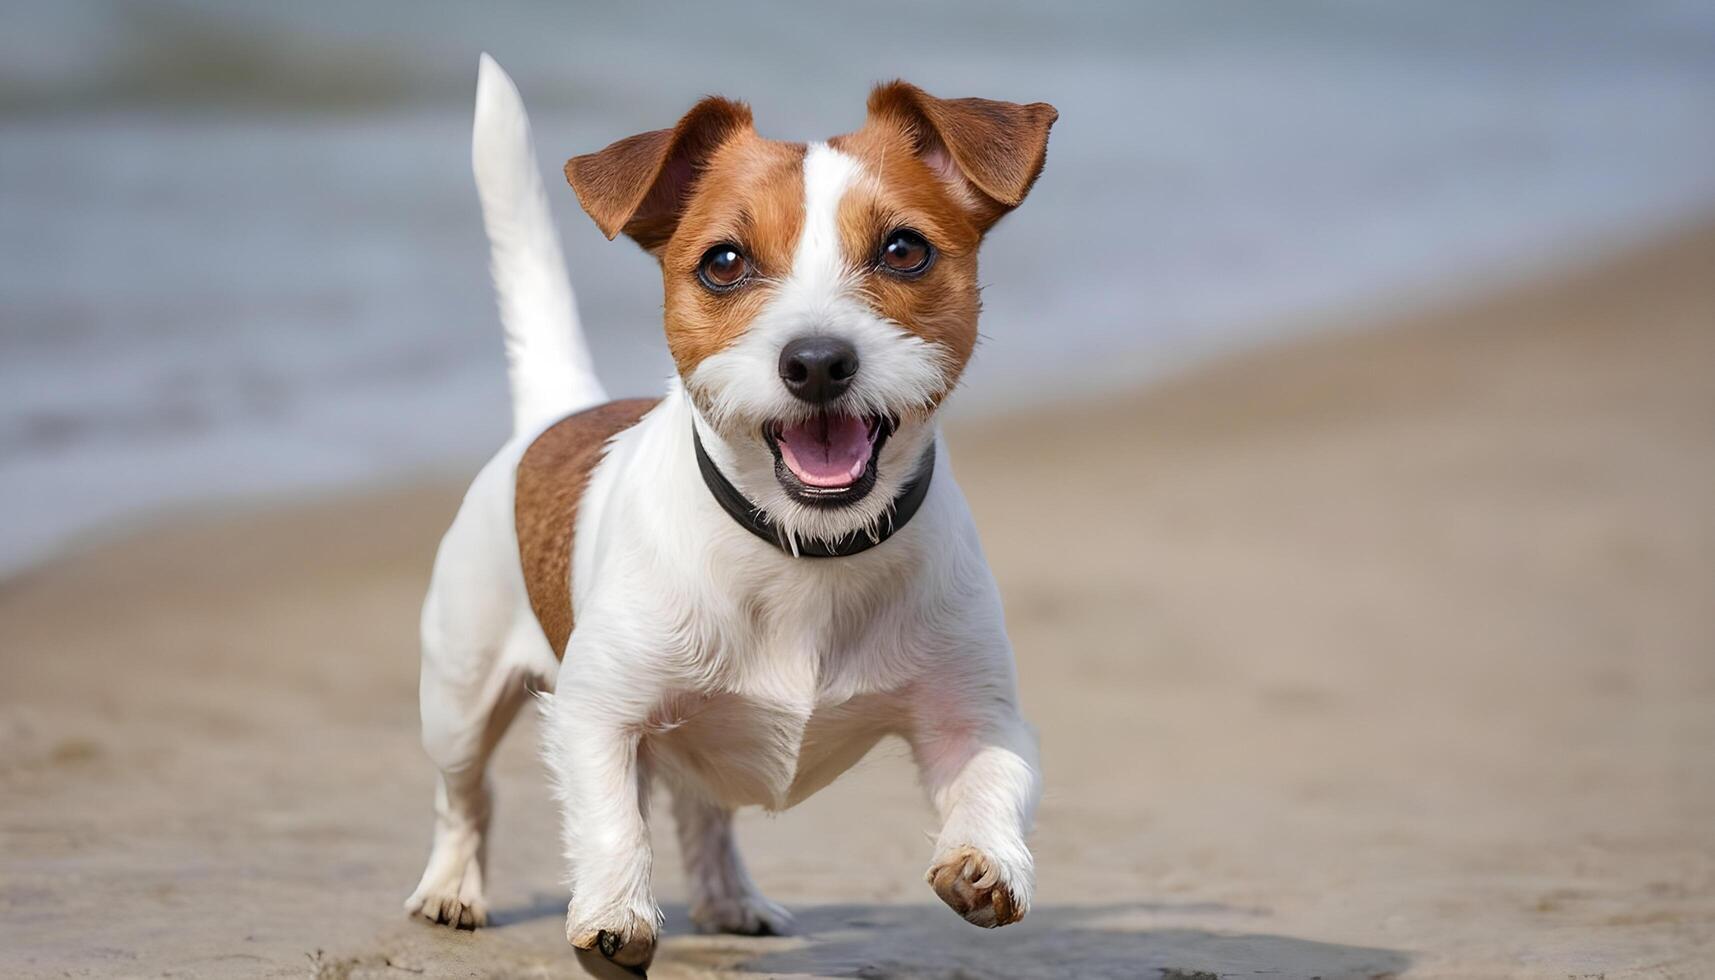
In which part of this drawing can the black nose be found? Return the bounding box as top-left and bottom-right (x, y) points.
(778, 336), (859, 404)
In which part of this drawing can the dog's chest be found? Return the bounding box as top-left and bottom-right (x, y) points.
(646, 686), (899, 811)
(643, 588), (919, 811)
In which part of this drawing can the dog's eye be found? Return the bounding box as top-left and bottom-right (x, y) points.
(698, 244), (750, 291)
(878, 229), (933, 277)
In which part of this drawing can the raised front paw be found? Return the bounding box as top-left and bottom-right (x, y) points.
(926, 845), (1029, 928)
(567, 903), (658, 978)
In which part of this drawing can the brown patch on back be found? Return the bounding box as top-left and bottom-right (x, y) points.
(515, 398), (656, 658)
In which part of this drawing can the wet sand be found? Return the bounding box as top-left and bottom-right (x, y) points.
(2, 223), (1712, 978)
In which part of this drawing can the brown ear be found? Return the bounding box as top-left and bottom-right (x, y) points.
(866, 81), (1057, 228)
(565, 97), (753, 252)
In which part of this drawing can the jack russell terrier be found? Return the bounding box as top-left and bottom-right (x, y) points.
(406, 55), (1056, 976)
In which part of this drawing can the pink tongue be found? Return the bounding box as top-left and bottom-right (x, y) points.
(777, 414), (874, 488)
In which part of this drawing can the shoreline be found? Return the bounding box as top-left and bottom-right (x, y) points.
(10, 205), (1715, 590)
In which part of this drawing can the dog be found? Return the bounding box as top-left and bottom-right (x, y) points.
(405, 55), (1056, 977)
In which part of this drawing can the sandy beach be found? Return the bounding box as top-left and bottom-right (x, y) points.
(2, 221), (1712, 979)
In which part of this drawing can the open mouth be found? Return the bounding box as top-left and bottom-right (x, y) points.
(764, 412), (893, 507)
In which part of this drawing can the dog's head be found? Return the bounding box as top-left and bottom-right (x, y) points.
(567, 82), (1056, 545)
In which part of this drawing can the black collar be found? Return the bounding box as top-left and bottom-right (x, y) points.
(692, 424), (936, 558)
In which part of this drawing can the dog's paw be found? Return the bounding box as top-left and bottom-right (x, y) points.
(567, 904), (658, 977)
(404, 854), (487, 930)
(926, 845), (1028, 928)
(405, 887), (487, 930)
(689, 892), (793, 936)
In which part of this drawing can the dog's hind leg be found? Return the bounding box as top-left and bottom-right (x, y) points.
(405, 663), (529, 928)
(405, 617), (540, 929)
(406, 462), (554, 929)
(670, 790), (792, 936)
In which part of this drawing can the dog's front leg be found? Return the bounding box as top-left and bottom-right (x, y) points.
(909, 679), (1041, 929)
(542, 651), (659, 976)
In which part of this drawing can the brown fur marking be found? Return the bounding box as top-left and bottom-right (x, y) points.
(831, 120), (986, 390)
(560, 82), (1055, 420)
(565, 98), (754, 250)
(863, 81), (1057, 223)
(659, 135), (808, 378)
(515, 398), (656, 658)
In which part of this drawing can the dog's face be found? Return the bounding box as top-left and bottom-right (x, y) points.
(567, 83), (1055, 545)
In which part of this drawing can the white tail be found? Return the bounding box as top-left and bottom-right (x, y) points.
(472, 53), (606, 434)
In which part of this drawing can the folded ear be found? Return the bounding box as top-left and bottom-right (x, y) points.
(565, 97), (753, 252)
(866, 81), (1057, 230)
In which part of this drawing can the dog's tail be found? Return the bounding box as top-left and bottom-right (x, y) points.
(472, 53), (606, 435)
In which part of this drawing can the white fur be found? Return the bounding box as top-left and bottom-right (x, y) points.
(408, 62), (1040, 959)
(473, 53), (606, 433)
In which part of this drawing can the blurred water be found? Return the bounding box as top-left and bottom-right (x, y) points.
(3, 0), (1715, 575)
